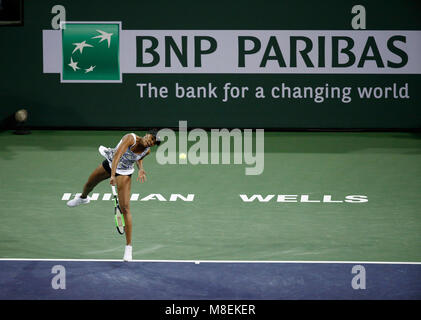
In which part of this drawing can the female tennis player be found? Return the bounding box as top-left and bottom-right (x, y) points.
(66, 131), (161, 261)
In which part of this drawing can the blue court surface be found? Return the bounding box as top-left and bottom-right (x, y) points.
(0, 259), (420, 300)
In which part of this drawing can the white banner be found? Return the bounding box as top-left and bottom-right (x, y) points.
(43, 26), (421, 76)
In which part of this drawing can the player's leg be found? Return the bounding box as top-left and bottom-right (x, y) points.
(81, 163), (111, 198)
(67, 163), (110, 207)
(116, 174), (133, 261)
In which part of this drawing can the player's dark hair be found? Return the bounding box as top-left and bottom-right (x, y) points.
(148, 129), (161, 146)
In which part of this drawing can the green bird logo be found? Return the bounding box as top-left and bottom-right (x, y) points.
(62, 23), (120, 82)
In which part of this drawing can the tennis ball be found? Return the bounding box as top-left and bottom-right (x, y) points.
(15, 109), (28, 122)
(179, 153), (187, 160)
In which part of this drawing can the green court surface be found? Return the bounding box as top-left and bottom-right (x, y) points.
(0, 130), (420, 262)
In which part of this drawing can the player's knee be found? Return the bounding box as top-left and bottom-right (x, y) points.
(120, 204), (130, 215)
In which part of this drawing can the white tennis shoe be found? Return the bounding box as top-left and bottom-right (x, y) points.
(66, 195), (90, 207)
(123, 245), (132, 262)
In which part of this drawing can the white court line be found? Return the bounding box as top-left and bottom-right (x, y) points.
(0, 258), (420, 265)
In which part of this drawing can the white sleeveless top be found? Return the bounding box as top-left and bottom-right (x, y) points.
(99, 133), (150, 175)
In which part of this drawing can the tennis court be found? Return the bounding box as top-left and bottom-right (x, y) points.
(0, 130), (420, 299)
(1, 0), (421, 303)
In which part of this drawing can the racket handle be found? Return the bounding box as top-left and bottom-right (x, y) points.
(111, 185), (117, 196)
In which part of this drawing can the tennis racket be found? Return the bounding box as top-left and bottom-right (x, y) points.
(111, 185), (125, 235)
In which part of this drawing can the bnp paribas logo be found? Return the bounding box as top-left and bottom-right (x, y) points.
(60, 22), (121, 83)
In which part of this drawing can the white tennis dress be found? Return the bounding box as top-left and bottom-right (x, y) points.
(99, 133), (150, 175)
